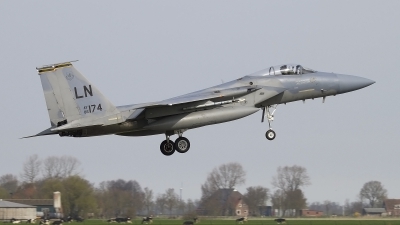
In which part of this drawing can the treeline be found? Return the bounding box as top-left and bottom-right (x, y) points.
(308, 180), (389, 216)
(0, 155), (391, 218)
(0, 155), (200, 218)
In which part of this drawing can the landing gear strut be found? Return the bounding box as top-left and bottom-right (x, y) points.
(262, 105), (278, 140)
(160, 131), (191, 156)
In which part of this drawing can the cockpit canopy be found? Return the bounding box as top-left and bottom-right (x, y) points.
(250, 64), (316, 76)
(268, 64), (316, 75)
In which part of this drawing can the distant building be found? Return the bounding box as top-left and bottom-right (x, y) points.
(198, 188), (248, 217)
(383, 199), (400, 216)
(363, 208), (386, 216)
(5, 192), (62, 218)
(0, 200), (36, 220)
(300, 209), (324, 217)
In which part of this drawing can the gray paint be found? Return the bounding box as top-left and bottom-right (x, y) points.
(27, 62), (374, 155)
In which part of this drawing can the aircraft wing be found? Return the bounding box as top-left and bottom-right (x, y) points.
(124, 85), (261, 110)
(153, 85), (286, 107)
(125, 85), (286, 120)
(159, 85), (260, 106)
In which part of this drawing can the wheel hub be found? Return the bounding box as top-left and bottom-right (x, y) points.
(266, 130), (276, 140)
(177, 140), (187, 150)
(164, 143), (174, 152)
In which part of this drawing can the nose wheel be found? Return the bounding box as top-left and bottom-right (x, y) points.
(262, 105), (278, 141)
(160, 132), (191, 156)
(265, 129), (276, 140)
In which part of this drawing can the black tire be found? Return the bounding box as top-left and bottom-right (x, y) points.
(174, 137), (190, 153)
(160, 140), (175, 156)
(265, 129), (276, 140)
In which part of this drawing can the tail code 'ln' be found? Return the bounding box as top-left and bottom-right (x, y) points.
(37, 61), (118, 127)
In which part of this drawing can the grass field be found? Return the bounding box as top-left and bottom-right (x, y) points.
(77, 218), (400, 225)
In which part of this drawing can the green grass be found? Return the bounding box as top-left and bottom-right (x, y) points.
(78, 219), (400, 225)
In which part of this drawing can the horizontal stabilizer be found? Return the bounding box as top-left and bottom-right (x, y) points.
(21, 127), (57, 139)
(51, 123), (103, 132)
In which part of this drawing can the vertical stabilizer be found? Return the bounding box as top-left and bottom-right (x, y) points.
(37, 61), (118, 127)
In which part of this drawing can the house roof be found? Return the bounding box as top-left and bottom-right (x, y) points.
(212, 189), (243, 202)
(384, 199), (400, 210)
(4, 199), (53, 206)
(0, 200), (36, 208)
(200, 188), (245, 208)
(213, 189), (235, 198)
(363, 208), (386, 213)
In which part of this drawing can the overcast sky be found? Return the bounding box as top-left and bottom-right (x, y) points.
(1, 1), (399, 205)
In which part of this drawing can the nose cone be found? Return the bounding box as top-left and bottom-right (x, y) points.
(337, 74), (375, 94)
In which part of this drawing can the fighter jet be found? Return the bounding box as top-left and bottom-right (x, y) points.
(25, 61), (374, 156)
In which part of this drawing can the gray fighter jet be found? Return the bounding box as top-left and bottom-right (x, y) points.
(25, 61), (374, 156)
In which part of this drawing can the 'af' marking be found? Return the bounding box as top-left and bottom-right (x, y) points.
(65, 73), (74, 80)
(74, 85), (93, 99)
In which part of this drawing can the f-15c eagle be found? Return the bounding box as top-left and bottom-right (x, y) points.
(25, 61), (374, 156)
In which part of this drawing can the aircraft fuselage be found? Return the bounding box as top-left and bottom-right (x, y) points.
(80, 71), (366, 137)
(29, 62), (374, 156)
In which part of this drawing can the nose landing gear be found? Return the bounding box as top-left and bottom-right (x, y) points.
(262, 105), (278, 141)
(265, 129), (276, 140)
(160, 131), (191, 156)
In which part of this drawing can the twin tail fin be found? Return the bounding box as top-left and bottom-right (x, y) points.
(37, 61), (119, 127)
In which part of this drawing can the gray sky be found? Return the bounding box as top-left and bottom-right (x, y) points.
(1, 1), (399, 205)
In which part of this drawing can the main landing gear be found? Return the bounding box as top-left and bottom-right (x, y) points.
(262, 105), (278, 141)
(160, 131), (191, 156)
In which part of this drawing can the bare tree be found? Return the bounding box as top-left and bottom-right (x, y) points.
(21, 154), (41, 183)
(272, 165), (310, 192)
(271, 189), (306, 217)
(42, 156), (81, 179)
(164, 188), (179, 216)
(271, 189), (285, 215)
(0, 174), (19, 193)
(359, 180), (387, 207)
(129, 181), (145, 214)
(243, 186), (269, 216)
(182, 198), (198, 219)
(344, 199), (366, 215)
(177, 198), (186, 215)
(324, 200), (332, 216)
(271, 165), (310, 216)
(143, 187), (154, 215)
(156, 194), (167, 215)
(201, 162), (246, 199)
(309, 201), (343, 216)
(287, 189), (306, 216)
(186, 199), (196, 213)
(96, 179), (144, 218)
(42, 156), (59, 178)
(201, 180), (217, 201)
